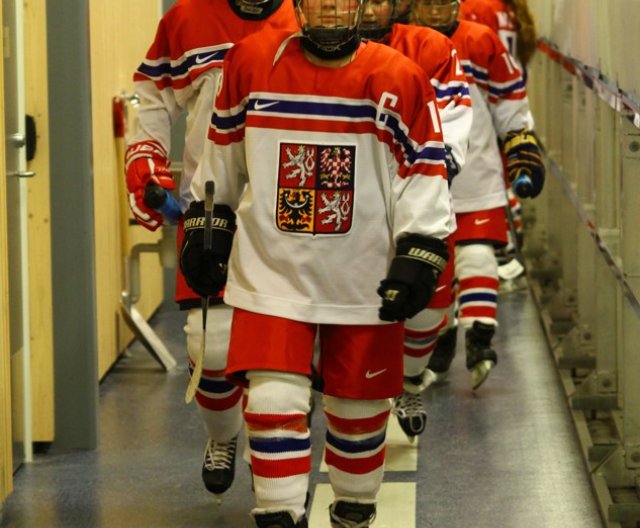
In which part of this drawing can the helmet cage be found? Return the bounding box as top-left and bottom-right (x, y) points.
(230, 0), (277, 18)
(359, 0), (396, 41)
(413, 0), (459, 30)
(295, 0), (364, 53)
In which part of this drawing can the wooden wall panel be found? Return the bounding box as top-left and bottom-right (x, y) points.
(0, 5), (14, 504)
(24, 0), (54, 442)
(88, 1), (164, 378)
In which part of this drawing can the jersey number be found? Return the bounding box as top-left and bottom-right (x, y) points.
(427, 101), (441, 134)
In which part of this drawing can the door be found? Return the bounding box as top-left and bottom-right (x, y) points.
(3, 0), (32, 471)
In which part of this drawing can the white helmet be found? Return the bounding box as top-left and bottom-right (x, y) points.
(413, 0), (460, 31)
(295, 0), (365, 57)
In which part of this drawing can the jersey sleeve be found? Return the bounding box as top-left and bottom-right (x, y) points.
(459, 1), (499, 32)
(191, 46), (248, 209)
(429, 43), (473, 171)
(482, 31), (532, 136)
(389, 71), (453, 242)
(128, 17), (184, 152)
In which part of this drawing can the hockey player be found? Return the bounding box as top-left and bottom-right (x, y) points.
(124, 0), (297, 498)
(459, 0), (537, 72)
(360, 0), (472, 437)
(459, 0), (539, 272)
(180, 0), (453, 524)
(412, 0), (545, 390)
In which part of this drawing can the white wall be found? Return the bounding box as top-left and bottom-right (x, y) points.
(529, 0), (640, 99)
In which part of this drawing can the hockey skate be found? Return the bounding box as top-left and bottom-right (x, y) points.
(393, 374), (429, 440)
(254, 511), (308, 528)
(202, 436), (237, 499)
(465, 321), (498, 390)
(427, 326), (458, 384)
(329, 501), (377, 528)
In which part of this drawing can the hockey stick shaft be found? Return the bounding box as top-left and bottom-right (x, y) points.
(185, 180), (215, 403)
(504, 171), (526, 271)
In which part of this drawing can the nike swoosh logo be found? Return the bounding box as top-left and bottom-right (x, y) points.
(254, 101), (279, 111)
(436, 285), (446, 292)
(195, 53), (217, 65)
(474, 218), (490, 225)
(365, 369), (387, 379)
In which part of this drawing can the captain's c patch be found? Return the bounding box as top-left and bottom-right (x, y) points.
(276, 143), (355, 234)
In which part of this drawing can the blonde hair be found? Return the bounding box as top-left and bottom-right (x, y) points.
(504, 0), (537, 66)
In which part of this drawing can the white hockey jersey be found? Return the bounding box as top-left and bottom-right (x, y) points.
(130, 0), (297, 211)
(448, 20), (531, 213)
(387, 23), (473, 173)
(460, 0), (519, 62)
(192, 30), (453, 325)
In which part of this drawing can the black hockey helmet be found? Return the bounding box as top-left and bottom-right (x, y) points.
(294, 0), (364, 58)
(228, 0), (284, 19)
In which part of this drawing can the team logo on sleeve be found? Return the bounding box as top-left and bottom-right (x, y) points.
(276, 143), (355, 234)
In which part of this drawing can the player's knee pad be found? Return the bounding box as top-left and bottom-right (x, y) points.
(245, 371), (312, 420)
(323, 396), (390, 426)
(455, 243), (498, 280)
(405, 307), (446, 333)
(185, 305), (232, 371)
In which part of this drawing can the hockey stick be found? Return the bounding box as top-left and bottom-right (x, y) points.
(185, 180), (216, 404)
(498, 171), (528, 280)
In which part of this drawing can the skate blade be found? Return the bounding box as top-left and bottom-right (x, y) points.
(471, 360), (495, 390)
(213, 495), (224, 506)
(497, 258), (525, 280)
(431, 370), (449, 385)
(499, 275), (528, 295)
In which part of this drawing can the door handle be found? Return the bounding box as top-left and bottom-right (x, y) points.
(7, 170), (35, 178)
(8, 133), (26, 148)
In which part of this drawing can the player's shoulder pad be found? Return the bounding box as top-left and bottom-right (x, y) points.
(363, 40), (436, 100)
(457, 19), (503, 55)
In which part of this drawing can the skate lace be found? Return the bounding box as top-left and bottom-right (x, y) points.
(393, 392), (424, 418)
(203, 438), (237, 471)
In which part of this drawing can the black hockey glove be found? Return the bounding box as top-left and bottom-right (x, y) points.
(502, 129), (545, 198)
(179, 201), (235, 298)
(444, 144), (460, 185)
(378, 234), (449, 322)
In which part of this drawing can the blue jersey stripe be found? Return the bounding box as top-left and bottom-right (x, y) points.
(435, 85), (471, 99)
(212, 109), (247, 131)
(488, 79), (526, 98)
(416, 146), (446, 162)
(137, 49), (229, 80)
(247, 98), (376, 121)
(462, 64), (489, 82)
(214, 97), (446, 168)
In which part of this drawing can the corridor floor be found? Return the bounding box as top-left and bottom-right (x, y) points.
(0, 287), (604, 527)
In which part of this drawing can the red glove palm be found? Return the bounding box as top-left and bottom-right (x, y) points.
(125, 140), (176, 230)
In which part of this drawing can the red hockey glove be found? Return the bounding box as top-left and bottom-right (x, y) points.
(502, 129), (545, 198)
(125, 140), (176, 230)
(378, 235), (449, 322)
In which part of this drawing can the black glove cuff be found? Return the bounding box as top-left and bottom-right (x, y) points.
(394, 234), (449, 275)
(183, 202), (236, 257)
(503, 129), (541, 156)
